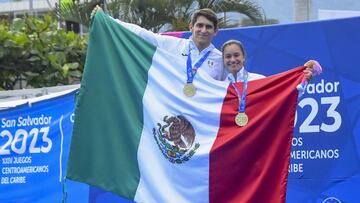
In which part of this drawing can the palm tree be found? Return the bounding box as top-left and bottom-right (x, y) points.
(167, 0), (267, 31)
(112, 0), (187, 32)
(57, 0), (267, 32)
(55, 0), (98, 28)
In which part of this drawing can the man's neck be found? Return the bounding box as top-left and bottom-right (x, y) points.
(195, 42), (210, 52)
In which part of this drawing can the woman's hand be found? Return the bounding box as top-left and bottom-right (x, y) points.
(303, 60), (322, 81)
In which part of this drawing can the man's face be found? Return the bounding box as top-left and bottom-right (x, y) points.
(223, 44), (245, 74)
(189, 16), (218, 49)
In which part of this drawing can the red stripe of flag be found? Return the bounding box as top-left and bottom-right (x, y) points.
(210, 67), (305, 203)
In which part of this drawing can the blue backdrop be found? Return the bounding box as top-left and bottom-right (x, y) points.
(212, 17), (360, 203)
(1, 16), (359, 203)
(0, 91), (88, 202)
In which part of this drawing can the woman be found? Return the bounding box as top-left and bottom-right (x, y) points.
(221, 39), (320, 127)
(221, 40), (265, 82)
(221, 39), (317, 82)
(221, 40), (266, 127)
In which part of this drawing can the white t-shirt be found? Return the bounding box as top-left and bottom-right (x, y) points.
(114, 19), (226, 81)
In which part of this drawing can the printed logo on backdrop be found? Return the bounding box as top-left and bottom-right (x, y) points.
(322, 196), (341, 203)
(1, 114), (54, 185)
(153, 115), (200, 164)
(0, 114), (68, 186)
(289, 78), (342, 175)
(0, 91), (83, 202)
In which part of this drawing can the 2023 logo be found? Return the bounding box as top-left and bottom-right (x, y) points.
(295, 96), (341, 133)
(0, 127), (51, 155)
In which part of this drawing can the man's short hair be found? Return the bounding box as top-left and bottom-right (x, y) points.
(191, 8), (218, 29)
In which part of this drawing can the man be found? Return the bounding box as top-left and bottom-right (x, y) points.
(91, 6), (226, 81)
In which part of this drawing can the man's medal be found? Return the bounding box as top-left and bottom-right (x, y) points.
(184, 47), (211, 97)
(183, 83), (196, 97)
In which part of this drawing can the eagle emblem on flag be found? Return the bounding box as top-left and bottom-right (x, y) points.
(153, 115), (200, 164)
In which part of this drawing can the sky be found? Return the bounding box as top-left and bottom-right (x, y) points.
(253, 0), (360, 23)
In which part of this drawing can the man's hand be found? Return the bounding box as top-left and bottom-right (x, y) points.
(90, 5), (103, 20)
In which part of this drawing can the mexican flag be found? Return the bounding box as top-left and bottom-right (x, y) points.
(66, 12), (304, 203)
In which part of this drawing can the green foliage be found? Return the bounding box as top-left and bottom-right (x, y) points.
(0, 15), (87, 90)
(57, 0), (96, 28)
(113, 0), (189, 32)
(58, 0), (272, 32)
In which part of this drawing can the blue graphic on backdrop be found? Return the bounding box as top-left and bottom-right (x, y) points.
(211, 16), (360, 203)
(0, 91), (88, 203)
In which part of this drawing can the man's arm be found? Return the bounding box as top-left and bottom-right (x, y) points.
(113, 19), (168, 47)
(91, 5), (182, 48)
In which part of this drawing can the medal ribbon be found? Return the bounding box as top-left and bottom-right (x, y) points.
(228, 70), (249, 113)
(186, 49), (211, 84)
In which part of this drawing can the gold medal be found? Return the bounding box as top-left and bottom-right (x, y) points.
(235, 112), (248, 127)
(183, 83), (196, 97)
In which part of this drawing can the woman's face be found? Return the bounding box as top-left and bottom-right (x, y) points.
(223, 44), (245, 74)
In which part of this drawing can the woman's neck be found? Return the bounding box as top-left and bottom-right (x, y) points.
(232, 73), (238, 82)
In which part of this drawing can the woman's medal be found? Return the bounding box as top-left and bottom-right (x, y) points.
(229, 70), (249, 127)
(235, 112), (248, 126)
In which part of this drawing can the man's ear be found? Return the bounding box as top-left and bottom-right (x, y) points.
(214, 28), (219, 36)
(189, 23), (193, 31)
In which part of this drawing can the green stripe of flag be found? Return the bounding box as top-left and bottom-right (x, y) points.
(66, 11), (157, 199)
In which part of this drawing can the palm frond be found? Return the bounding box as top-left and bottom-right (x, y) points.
(56, 1), (94, 27)
(56, 0), (269, 32)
